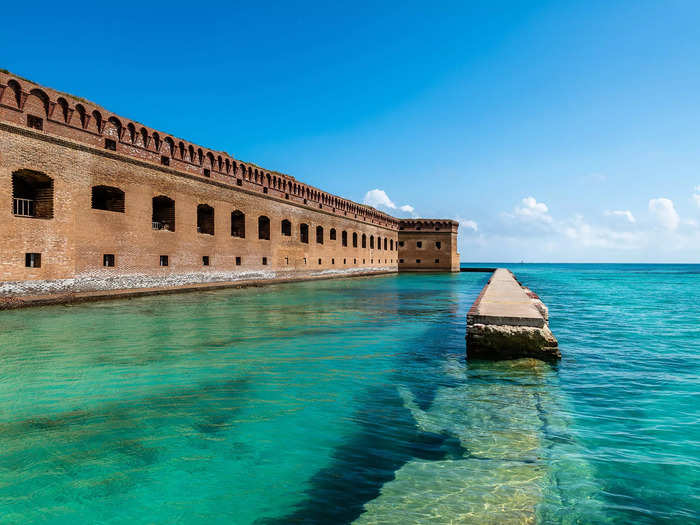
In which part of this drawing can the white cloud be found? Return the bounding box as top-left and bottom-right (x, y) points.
(363, 189), (416, 217)
(513, 196), (553, 223)
(605, 210), (636, 223)
(648, 198), (680, 230)
(562, 214), (644, 249)
(462, 195), (700, 262)
(693, 186), (700, 208)
(461, 219), (478, 232)
(363, 189), (396, 209)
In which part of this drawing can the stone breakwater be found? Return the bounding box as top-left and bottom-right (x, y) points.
(466, 269), (560, 361)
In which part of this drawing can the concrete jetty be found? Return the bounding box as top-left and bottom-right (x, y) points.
(467, 268), (560, 360)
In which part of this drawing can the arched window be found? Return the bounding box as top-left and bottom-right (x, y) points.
(127, 123), (136, 143)
(107, 117), (122, 140)
(92, 110), (103, 133)
(330, 228), (336, 241)
(197, 204), (215, 235)
(27, 88), (49, 117)
(12, 169), (54, 219)
(152, 195), (175, 231)
(91, 185), (125, 213)
(342, 231), (348, 247)
(353, 232), (358, 248)
(231, 210), (245, 238)
(140, 127), (149, 148)
(7, 79), (22, 108)
(76, 105), (88, 129)
(258, 215), (270, 240)
(316, 226), (324, 244)
(362, 234), (367, 249)
(370, 236), (374, 249)
(281, 219), (292, 236)
(390, 239), (394, 250)
(384, 238), (388, 250)
(57, 98), (70, 123)
(376, 236), (381, 250)
(300, 223), (309, 244)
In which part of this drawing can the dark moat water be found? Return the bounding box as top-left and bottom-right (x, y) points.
(0, 266), (697, 523)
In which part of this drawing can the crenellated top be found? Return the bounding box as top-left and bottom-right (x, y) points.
(398, 219), (459, 233)
(0, 70), (400, 230)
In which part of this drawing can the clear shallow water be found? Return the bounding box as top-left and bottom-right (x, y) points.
(0, 265), (697, 524)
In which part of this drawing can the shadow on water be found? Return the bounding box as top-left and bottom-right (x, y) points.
(260, 309), (469, 525)
(263, 282), (605, 524)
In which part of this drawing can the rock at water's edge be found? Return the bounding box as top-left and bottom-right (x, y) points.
(467, 322), (560, 361)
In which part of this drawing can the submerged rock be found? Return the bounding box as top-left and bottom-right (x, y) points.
(356, 360), (607, 524)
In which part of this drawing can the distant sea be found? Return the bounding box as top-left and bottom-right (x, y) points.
(0, 264), (697, 524)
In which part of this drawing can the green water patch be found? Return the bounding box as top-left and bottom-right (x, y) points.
(1, 266), (697, 523)
(355, 358), (607, 524)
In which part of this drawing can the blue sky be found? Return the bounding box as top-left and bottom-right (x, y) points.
(3, 1), (700, 262)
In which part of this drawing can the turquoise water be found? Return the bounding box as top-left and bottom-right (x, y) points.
(0, 265), (697, 524)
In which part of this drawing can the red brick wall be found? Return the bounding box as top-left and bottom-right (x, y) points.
(397, 220), (460, 272)
(0, 71), (458, 285)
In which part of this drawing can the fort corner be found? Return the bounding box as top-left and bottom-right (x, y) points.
(397, 219), (460, 272)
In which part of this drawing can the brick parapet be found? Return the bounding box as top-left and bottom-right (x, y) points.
(0, 70), (398, 230)
(398, 219), (459, 233)
(0, 69), (462, 289)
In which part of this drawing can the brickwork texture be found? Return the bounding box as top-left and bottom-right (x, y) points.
(0, 71), (460, 291)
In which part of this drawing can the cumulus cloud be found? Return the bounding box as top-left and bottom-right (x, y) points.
(463, 194), (700, 262)
(513, 197), (553, 223)
(648, 198), (679, 230)
(562, 214), (643, 249)
(363, 188), (416, 217)
(693, 186), (700, 208)
(605, 210), (636, 223)
(363, 189), (396, 209)
(461, 219), (478, 232)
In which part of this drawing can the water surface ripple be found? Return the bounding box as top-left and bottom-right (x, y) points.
(0, 265), (698, 524)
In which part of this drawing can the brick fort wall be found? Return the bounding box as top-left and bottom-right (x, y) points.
(0, 71), (460, 290)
